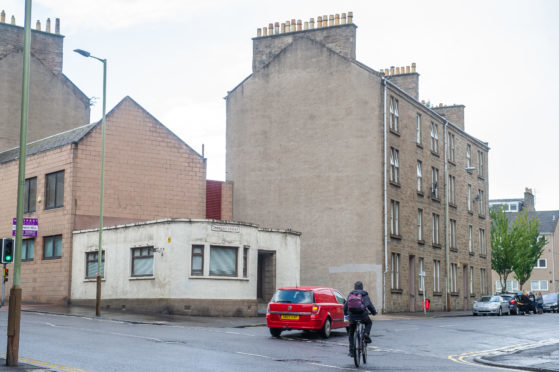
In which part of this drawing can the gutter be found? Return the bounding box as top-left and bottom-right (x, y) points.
(444, 121), (451, 311)
(382, 78), (388, 313)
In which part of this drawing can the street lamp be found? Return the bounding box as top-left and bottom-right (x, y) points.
(74, 48), (106, 317)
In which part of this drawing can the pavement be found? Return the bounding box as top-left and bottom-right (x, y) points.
(0, 304), (555, 371)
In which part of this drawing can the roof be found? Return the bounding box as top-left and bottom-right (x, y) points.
(505, 210), (559, 234)
(489, 198), (523, 203)
(0, 122), (97, 164)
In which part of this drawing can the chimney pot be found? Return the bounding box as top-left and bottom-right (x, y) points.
(439, 103), (443, 107)
(297, 19), (302, 31)
(55, 18), (60, 34)
(323, 15), (328, 27)
(35, 20), (41, 31)
(317, 16), (322, 28)
(341, 13), (347, 24)
(400, 66), (405, 73)
(411, 62), (416, 73)
(335, 14), (340, 25)
(406, 65), (410, 73)
(390, 66), (395, 75)
(257, 28), (261, 37)
(421, 100), (425, 104)
(274, 22), (279, 34)
(262, 26), (268, 36)
(310, 18), (315, 29)
(395, 67), (400, 74)
(281, 22), (286, 33)
(1, 10), (5, 23)
(11, 15), (15, 25)
(348, 11), (353, 23)
(329, 15), (334, 26)
(304, 21), (309, 30)
(46, 18), (51, 33)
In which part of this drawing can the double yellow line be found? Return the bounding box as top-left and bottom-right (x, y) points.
(0, 353), (89, 372)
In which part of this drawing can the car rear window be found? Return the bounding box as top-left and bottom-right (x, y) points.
(272, 290), (314, 304)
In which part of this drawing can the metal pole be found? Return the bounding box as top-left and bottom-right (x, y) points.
(7, 0), (32, 365)
(96, 58), (107, 317)
(444, 122), (450, 312)
(1, 263), (5, 306)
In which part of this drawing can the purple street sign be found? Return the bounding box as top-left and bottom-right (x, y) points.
(12, 218), (39, 237)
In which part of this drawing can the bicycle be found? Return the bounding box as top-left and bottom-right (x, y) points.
(352, 319), (369, 367)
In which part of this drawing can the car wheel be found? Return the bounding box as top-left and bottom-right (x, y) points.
(269, 328), (282, 338)
(321, 318), (331, 339)
(473, 312), (478, 316)
(498, 308), (502, 316)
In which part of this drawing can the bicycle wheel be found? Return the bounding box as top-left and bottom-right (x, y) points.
(362, 332), (367, 365)
(353, 328), (361, 367)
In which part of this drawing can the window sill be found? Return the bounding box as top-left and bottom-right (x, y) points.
(21, 259), (34, 263)
(450, 292), (460, 297)
(391, 289), (403, 294)
(468, 210), (473, 215)
(431, 150), (440, 157)
(430, 196), (441, 203)
(418, 290), (425, 296)
(469, 251), (475, 256)
(470, 294), (476, 298)
(189, 276), (249, 281)
(416, 143), (423, 149)
(478, 175), (485, 181)
(129, 276), (155, 281)
(450, 247), (458, 253)
(478, 214), (486, 219)
(389, 129), (400, 137)
(390, 234), (402, 241)
(449, 203), (457, 209)
(448, 160), (456, 166)
(42, 257), (62, 261)
(84, 278), (105, 282)
(390, 181), (401, 188)
(479, 254), (487, 259)
(432, 243), (442, 249)
(418, 240), (425, 246)
(417, 191), (424, 197)
(433, 292), (443, 297)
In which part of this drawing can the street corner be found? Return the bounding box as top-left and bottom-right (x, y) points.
(473, 340), (559, 372)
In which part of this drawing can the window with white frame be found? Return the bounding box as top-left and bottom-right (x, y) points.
(431, 167), (439, 198)
(478, 150), (484, 177)
(468, 225), (473, 253)
(390, 96), (399, 132)
(433, 260), (440, 292)
(450, 219), (457, 249)
(416, 113), (421, 144)
(467, 184), (472, 211)
(466, 144), (472, 168)
(417, 209), (423, 241)
(531, 280), (548, 291)
(419, 258), (425, 291)
(478, 189), (485, 216)
(449, 175), (456, 205)
(479, 228), (486, 255)
(480, 268), (487, 294)
(391, 252), (400, 289)
(535, 258), (547, 268)
(448, 132), (455, 162)
(390, 147), (400, 184)
(209, 245), (238, 277)
(390, 200), (400, 236)
(432, 213), (440, 245)
(496, 280), (519, 292)
(469, 267), (474, 294)
(430, 122), (439, 152)
(417, 161), (422, 192)
(450, 263), (458, 292)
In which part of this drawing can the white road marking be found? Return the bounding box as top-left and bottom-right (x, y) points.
(236, 351), (274, 359)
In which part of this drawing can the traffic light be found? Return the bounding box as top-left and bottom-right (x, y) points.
(3, 268), (7, 282)
(1, 238), (14, 264)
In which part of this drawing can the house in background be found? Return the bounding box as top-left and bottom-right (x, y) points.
(490, 188), (559, 293)
(0, 12), (90, 151)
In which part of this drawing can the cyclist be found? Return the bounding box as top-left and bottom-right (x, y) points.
(344, 281), (377, 357)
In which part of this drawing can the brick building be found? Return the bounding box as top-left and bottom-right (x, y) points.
(0, 96), (207, 303)
(226, 13), (491, 312)
(0, 11), (90, 152)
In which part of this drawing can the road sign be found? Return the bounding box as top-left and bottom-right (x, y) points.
(12, 218), (38, 237)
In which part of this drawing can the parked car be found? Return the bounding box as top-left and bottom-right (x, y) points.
(497, 293), (518, 315)
(266, 286), (349, 338)
(515, 291), (538, 315)
(473, 295), (510, 316)
(542, 292), (559, 313)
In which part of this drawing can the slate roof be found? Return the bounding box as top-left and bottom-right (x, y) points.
(0, 122), (98, 164)
(505, 210), (559, 234)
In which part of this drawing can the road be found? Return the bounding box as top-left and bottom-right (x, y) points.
(0, 310), (557, 371)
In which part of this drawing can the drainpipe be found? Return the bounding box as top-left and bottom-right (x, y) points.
(444, 121), (450, 311)
(552, 233), (556, 291)
(382, 78), (388, 314)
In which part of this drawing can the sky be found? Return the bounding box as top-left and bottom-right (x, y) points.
(3, 0), (559, 210)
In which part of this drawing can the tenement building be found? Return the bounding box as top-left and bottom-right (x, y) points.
(226, 12), (491, 312)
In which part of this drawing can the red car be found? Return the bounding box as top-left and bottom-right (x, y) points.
(266, 286), (349, 338)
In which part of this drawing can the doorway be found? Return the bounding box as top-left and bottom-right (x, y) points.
(409, 255), (416, 312)
(463, 264), (468, 311)
(257, 251), (276, 302)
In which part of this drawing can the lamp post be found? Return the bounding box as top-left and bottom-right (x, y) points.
(74, 49), (106, 317)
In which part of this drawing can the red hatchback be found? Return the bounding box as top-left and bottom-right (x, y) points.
(266, 286), (349, 338)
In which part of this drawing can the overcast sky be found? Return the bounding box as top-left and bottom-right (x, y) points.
(4, 0), (559, 210)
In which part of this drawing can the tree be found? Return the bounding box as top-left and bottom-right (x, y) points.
(490, 207), (518, 292)
(512, 212), (547, 290)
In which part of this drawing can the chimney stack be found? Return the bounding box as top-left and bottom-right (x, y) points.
(524, 188), (536, 212)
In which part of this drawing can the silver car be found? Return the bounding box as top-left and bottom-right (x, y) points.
(473, 295), (510, 316)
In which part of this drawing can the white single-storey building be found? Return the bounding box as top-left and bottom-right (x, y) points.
(71, 219), (300, 316)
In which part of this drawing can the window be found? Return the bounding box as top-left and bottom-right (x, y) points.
(390, 147), (399, 184)
(390, 96), (399, 132)
(531, 280), (548, 291)
(419, 258), (425, 291)
(480, 268), (487, 294)
(469, 267), (474, 294)
(448, 133), (455, 162)
(433, 260), (440, 292)
(450, 263), (458, 292)
(191, 245), (204, 276)
(243, 247), (249, 278)
(467, 184), (472, 211)
(466, 144), (472, 168)
(131, 247), (154, 277)
(468, 225), (473, 253)
(24, 177), (37, 213)
(432, 213), (440, 245)
(417, 209), (423, 241)
(21, 239), (34, 261)
(478, 150), (484, 177)
(390, 200), (400, 236)
(45, 170), (64, 209)
(416, 114), (421, 144)
(431, 167), (439, 198)
(478, 189), (485, 216)
(86, 251), (105, 278)
(430, 122), (439, 153)
(496, 280), (519, 292)
(479, 228), (486, 255)
(391, 252), (400, 289)
(510, 203), (518, 212)
(417, 161), (422, 192)
(210, 245), (238, 277)
(449, 175), (456, 205)
(43, 235), (62, 259)
(450, 219), (457, 249)
(535, 258), (547, 268)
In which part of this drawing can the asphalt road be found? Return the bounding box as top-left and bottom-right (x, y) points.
(0, 310), (558, 371)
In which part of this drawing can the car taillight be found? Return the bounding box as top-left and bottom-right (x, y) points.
(311, 305), (320, 314)
(510, 300), (516, 304)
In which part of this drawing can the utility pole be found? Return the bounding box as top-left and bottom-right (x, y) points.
(7, 0), (32, 366)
